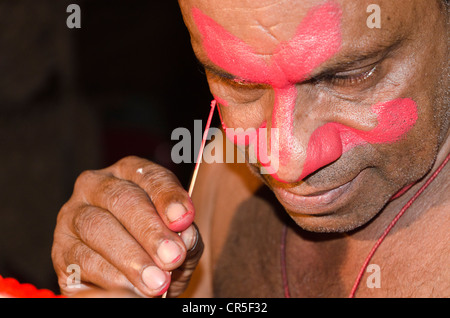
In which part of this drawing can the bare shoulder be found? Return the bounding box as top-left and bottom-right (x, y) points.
(419, 167), (450, 297)
(365, 166), (450, 297)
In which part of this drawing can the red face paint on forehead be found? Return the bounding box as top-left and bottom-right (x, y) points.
(192, 2), (342, 85)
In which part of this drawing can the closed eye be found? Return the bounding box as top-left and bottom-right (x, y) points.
(325, 64), (379, 87)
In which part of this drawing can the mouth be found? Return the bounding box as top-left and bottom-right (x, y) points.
(271, 171), (362, 215)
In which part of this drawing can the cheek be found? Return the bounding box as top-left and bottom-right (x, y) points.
(374, 98), (440, 185)
(215, 95), (269, 146)
(299, 98), (419, 180)
(220, 96), (419, 183)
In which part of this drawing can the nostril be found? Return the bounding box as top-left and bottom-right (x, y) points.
(300, 123), (344, 180)
(268, 123), (344, 183)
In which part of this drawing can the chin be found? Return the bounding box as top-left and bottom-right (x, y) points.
(286, 209), (373, 233)
(280, 181), (392, 233)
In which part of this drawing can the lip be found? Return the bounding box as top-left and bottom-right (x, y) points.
(272, 172), (361, 215)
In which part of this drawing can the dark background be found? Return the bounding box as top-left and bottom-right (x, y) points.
(0, 0), (213, 292)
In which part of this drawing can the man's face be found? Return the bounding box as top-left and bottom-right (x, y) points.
(179, 0), (449, 232)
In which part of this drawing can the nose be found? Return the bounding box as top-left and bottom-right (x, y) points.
(267, 124), (345, 183)
(261, 87), (345, 183)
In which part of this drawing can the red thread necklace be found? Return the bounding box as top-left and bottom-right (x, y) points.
(280, 152), (450, 298)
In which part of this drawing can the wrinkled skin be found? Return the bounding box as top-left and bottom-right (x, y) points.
(52, 0), (449, 297)
(52, 156), (203, 297)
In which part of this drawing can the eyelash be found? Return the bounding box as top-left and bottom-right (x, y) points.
(324, 65), (378, 87)
(223, 77), (266, 90)
(210, 61), (380, 104)
(221, 66), (379, 89)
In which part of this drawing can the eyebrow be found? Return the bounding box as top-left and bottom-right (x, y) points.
(196, 35), (405, 82)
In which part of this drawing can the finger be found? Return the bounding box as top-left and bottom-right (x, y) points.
(72, 205), (172, 296)
(110, 156), (195, 232)
(74, 172), (187, 271)
(59, 238), (133, 296)
(167, 224), (204, 297)
(179, 223), (199, 252)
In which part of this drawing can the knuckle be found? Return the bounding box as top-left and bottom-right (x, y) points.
(121, 249), (150, 272)
(140, 169), (183, 202)
(73, 207), (109, 243)
(133, 159), (172, 182)
(113, 156), (186, 203)
(67, 241), (92, 273)
(138, 219), (165, 242)
(102, 179), (142, 211)
(115, 155), (143, 169)
(74, 169), (99, 191)
(56, 201), (71, 224)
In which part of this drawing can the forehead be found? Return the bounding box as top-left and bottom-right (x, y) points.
(180, 0), (421, 57)
(183, 0), (320, 53)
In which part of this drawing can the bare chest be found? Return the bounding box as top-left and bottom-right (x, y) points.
(212, 192), (450, 298)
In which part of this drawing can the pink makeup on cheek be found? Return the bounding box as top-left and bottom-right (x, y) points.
(300, 98), (418, 180)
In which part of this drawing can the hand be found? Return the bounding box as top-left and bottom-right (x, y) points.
(52, 156), (203, 297)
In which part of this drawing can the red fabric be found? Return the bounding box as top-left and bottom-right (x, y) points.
(0, 275), (64, 298)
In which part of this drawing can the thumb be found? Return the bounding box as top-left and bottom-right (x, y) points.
(166, 224), (204, 297)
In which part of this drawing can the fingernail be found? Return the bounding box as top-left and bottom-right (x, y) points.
(166, 203), (189, 223)
(180, 225), (197, 251)
(157, 240), (182, 264)
(142, 266), (167, 291)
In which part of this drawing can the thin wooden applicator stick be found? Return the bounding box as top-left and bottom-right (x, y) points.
(188, 99), (217, 196)
(162, 100), (217, 298)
